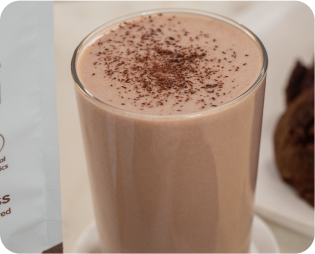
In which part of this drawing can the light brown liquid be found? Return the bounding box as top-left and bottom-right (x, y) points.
(78, 13), (262, 115)
(75, 12), (266, 253)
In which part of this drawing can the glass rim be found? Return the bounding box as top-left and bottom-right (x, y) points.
(71, 8), (268, 120)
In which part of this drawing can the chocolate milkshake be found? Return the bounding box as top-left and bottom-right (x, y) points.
(72, 10), (267, 253)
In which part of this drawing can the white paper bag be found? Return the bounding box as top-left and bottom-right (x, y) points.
(0, 2), (62, 253)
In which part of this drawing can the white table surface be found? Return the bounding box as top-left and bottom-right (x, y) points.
(53, 2), (314, 253)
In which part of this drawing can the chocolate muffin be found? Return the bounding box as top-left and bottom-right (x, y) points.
(274, 61), (314, 207)
(286, 61), (314, 104)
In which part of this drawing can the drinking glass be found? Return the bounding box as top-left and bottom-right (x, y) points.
(71, 9), (268, 253)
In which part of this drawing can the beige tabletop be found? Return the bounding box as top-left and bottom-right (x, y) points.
(54, 2), (314, 253)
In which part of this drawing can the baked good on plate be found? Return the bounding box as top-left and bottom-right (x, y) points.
(274, 61), (314, 207)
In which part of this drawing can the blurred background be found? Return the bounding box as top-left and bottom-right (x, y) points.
(54, 1), (314, 253)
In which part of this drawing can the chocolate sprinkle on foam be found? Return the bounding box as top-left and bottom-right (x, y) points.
(78, 13), (262, 115)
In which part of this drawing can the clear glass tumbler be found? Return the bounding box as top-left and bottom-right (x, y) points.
(72, 9), (268, 253)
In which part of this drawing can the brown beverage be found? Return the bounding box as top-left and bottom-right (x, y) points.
(72, 10), (267, 253)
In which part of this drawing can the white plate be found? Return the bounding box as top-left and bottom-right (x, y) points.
(255, 149), (314, 237)
(73, 215), (279, 253)
(234, 1), (314, 238)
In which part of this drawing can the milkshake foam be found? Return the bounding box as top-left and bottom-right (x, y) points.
(77, 13), (262, 115)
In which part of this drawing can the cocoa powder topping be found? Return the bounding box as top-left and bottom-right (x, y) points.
(78, 13), (260, 114)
